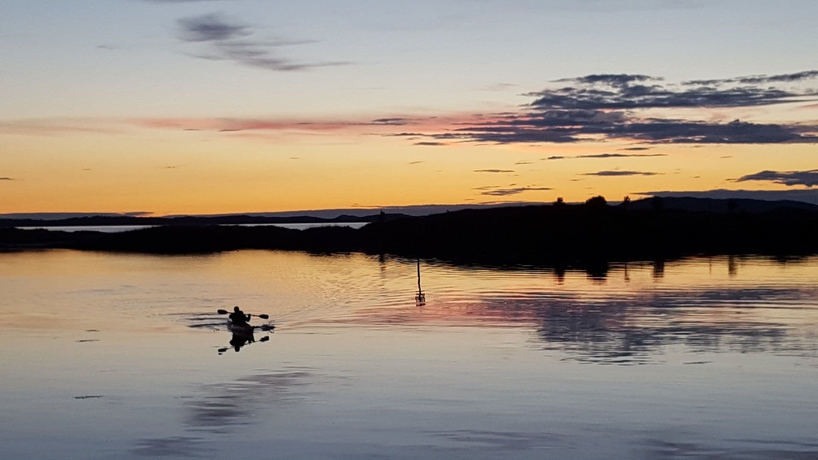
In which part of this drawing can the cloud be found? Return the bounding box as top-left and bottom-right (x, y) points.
(583, 170), (660, 176)
(435, 111), (818, 145)
(177, 13), (250, 42)
(0, 177), (13, 181)
(371, 118), (411, 126)
(407, 72), (818, 146)
(0, 118), (121, 136)
(532, 71), (816, 110)
(176, 13), (347, 72)
(543, 152), (665, 160)
(684, 70), (818, 86)
(732, 169), (818, 187)
(576, 153), (666, 159)
(474, 169), (515, 173)
(10, 71), (817, 149)
(476, 185), (553, 196)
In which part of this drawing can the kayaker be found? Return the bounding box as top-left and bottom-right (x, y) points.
(229, 306), (251, 326)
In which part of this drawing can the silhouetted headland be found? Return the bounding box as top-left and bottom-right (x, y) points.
(2, 197), (818, 268)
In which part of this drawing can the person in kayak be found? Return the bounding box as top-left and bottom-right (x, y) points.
(229, 306), (251, 326)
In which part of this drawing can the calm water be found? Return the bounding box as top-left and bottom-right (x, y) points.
(1, 250), (817, 459)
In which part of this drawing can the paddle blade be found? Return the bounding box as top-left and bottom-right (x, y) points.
(259, 336), (270, 342)
(217, 309), (229, 315)
(258, 314), (269, 320)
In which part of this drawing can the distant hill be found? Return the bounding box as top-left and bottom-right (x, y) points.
(0, 212), (412, 229)
(0, 202), (547, 224)
(3, 198), (818, 269)
(624, 196), (818, 213)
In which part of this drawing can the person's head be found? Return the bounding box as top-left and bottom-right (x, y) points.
(234, 306), (240, 312)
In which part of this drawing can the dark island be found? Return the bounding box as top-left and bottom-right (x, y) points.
(2, 197), (818, 271)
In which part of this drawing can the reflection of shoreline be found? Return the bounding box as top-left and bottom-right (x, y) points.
(312, 257), (818, 365)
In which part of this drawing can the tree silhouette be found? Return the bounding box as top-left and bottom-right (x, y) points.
(585, 195), (607, 208)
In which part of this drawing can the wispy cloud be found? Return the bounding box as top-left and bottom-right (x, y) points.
(0, 118), (121, 136)
(0, 177), (13, 181)
(684, 70), (818, 86)
(583, 170), (660, 177)
(476, 185), (552, 196)
(732, 169), (818, 187)
(474, 169), (515, 173)
(176, 13), (347, 72)
(544, 152), (667, 160)
(578, 153), (666, 159)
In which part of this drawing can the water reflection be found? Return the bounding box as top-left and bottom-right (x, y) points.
(330, 257), (818, 365)
(131, 436), (207, 458)
(219, 333), (270, 354)
(184, 371), (315, 431)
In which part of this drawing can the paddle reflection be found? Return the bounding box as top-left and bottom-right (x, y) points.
(218, 331), (271, 354)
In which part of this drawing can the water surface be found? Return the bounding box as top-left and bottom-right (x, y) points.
(1, 250), (817, 459)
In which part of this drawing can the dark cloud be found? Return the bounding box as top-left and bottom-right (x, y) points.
(371, 118), (410, 126)
(529, 72), (817, 110)
(583, 171), (660, 177)
(477, 185), (553, 196)
(176, 13), (347, 72)
(408, 72), (817, 147)
(543, 152), (666, 160)
(474, 169), (515, 173)
(684, 70), (818, 86)
(732, 169), (818, 187)
(408, 161), (423, 164)
(553, 74), (659, 87)
(0, 177), (13, 180)
(576, 153), (666, 159)
(414, 141), (444, 146)
(427, 111), (818, 145)
(620, 147), (651, 151)
(177, 13), (250, 42)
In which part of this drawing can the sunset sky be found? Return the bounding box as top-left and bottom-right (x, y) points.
(1, 0), (817, 215)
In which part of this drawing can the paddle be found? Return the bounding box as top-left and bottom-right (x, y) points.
(217, 309), (269, 320)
